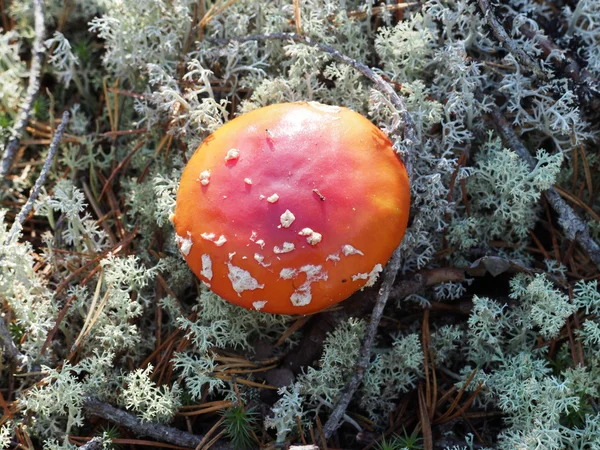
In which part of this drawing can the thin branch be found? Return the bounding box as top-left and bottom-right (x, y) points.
(8, 111), (70, 243)
(517, 23), (600, 109)
(490, 108), (600, 270)
(391, 267), (466, 299)
(210, 32), (417, 176)
(318, 397), (362, 433)
(83, 397), (232, 450)
(0, 0), (46, 180)
(77, 437), (104, 450)
(321, 245), (403, 439)
(476, 0), (545, 78)
(0, 316), (28, 369)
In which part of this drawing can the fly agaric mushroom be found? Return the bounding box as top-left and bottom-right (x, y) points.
(172, 102), (410, 314)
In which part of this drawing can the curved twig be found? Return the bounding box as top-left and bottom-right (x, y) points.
(322, 245), (403, 439)
(0, 0), (47, 179)
(490, 108), (600, 270)
(83, 396), (232, 450)
(476, 0), (545, 78)
(210, 32), (417, 177)
(8, 111), (70, 243)
(77, 437), (104, 450)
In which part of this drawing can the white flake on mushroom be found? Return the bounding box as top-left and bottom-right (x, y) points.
(244, 178), (252, 185)
(254, 253), (271, 267)
(351, 264), (383, 287)
(176, 232), (193, 256)
(342, 244), (364, 256)
(198, 170), (210, 185)
(267, 193), (279, 203)
(214, 235), (227, 246)
(201, 233), (227, 246)
(249, 231), (257, 242)
(326, 253), (340, 262)
(225, 148), (239, 161)
(289, 265), (328, 307)
(307, 101), (341, 113)
(253, 301), (268, 311)
(201, 232), (216, 241)
(227, 263), (264, 296)
(298, 228), (322, 245)
(274, 242), (295, 254)
(279, 210), (295, 228)
(200, 254), (213, 280)
(255, 239), (265, 249)
(279, 268), (298, 280)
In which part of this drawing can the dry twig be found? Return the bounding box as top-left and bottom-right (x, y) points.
(0, 0), (47, 179)
(491, 108), (600, 270)
(210, 32), (417, 176)
(476, 0), (545, 78)
(77, 437), (104, 450)
(83, 396), (232, 450)
(8, 111), (70, 243)
(321, 246), (403, 439)
(0, 316), (27, 369)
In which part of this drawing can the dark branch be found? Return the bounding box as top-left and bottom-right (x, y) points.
(0, 0), (46, 180)
(83, 396), (232, 450)
(476, 0), (546, 78)
(491, 108), (600, 270)
(77, 437), (104, 450)
(8, 111), (70, 243)
(210, 32), (417, 177)
(322, 245), (403, 439)
(517, 23), (600, 109)
(0, 316), (28, 369)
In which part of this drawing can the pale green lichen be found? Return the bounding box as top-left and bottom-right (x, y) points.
(2, 0), (600, 448)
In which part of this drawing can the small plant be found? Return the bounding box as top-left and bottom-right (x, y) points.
(376, 427), (423, 450)
(98, 424), (121, 450)
(222, 404), (259, 450)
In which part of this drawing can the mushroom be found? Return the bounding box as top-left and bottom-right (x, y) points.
(172, 101), (410, 314)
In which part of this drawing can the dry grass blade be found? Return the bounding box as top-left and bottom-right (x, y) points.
(99, 139), (146, 200)
(436, 382), (485, 424)
(327, 2), (419, 21)
(212, 374), (278, 390)
(434, 369), (477, 423)
(71, 270), (104, 351)
(200, 429), (226, 450)
(275, 315), (310, 347)
(198, 0), (238, 34)
(417, 385), (433, 450)
(178, 402), (232, 416)
(578, 145), (594, 204)
(41, 228), (138, 354)
(554, 185), (600, 223)
(315, 415), (328, 450)
(296, 416), (308, 445)
(194, 415), (226, 450)
(293, 0), (302, 36)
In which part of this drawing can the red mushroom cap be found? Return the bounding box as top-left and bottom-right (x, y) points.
(172, 102), (410, 314)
